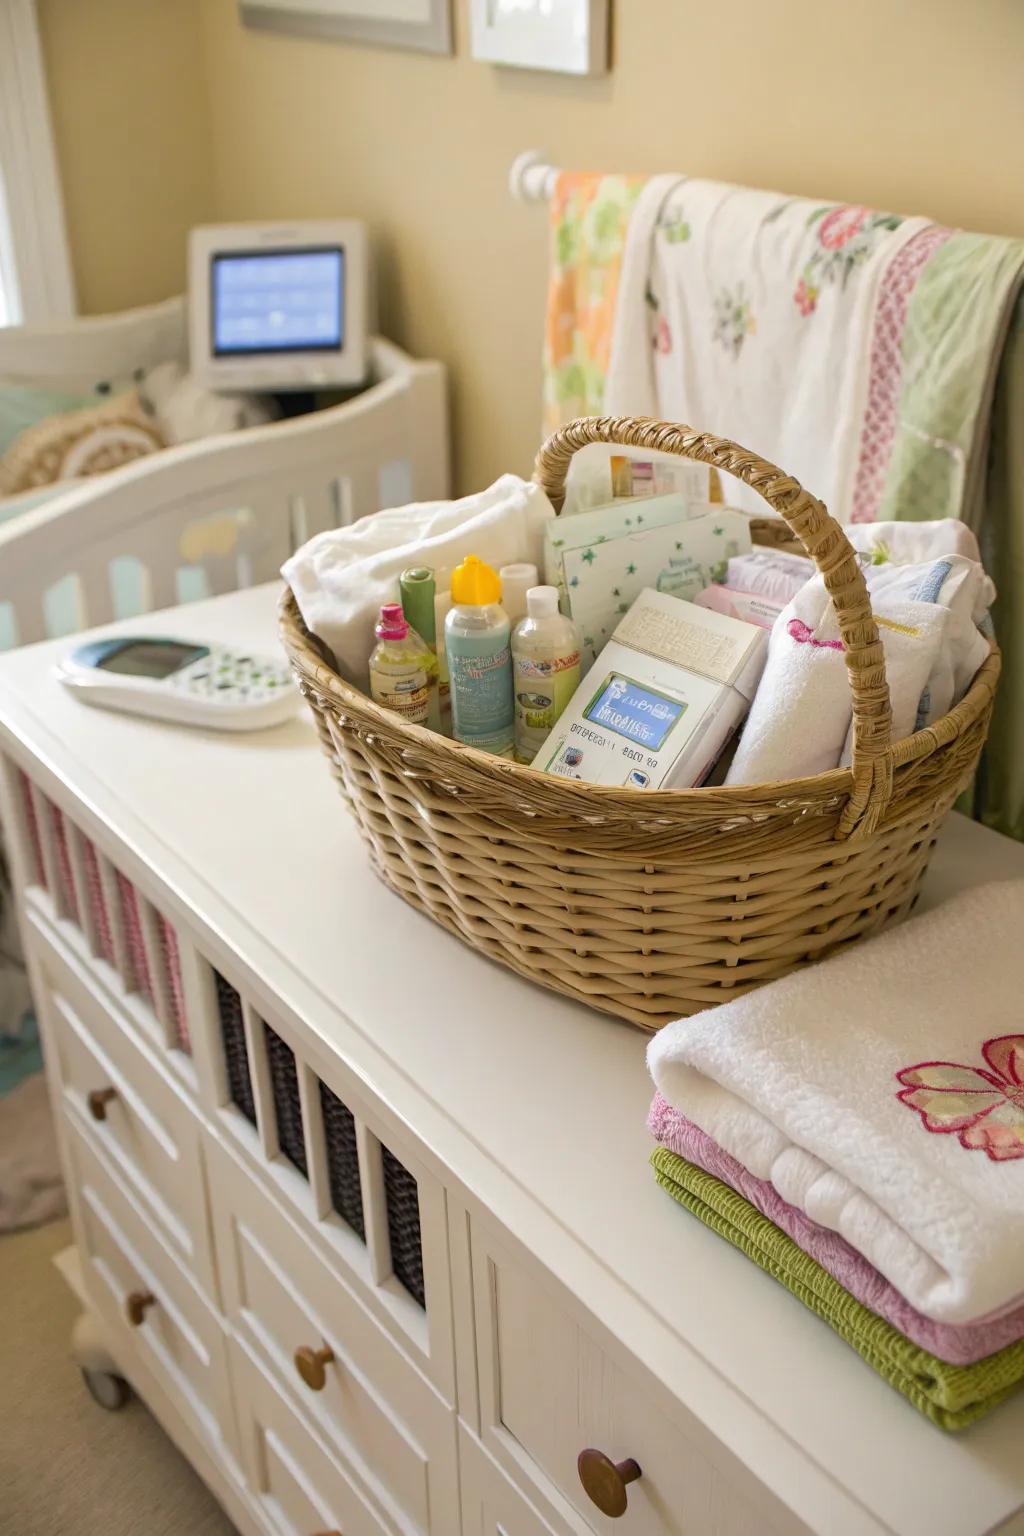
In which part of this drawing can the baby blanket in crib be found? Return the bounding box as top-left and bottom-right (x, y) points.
(650, 1148), (1023, 1431)
(647, 881), (1024, 1325)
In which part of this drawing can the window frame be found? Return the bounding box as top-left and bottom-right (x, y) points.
(0, 0), (75, 325)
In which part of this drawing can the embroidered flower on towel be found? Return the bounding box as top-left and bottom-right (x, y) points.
(793, 204), (905, 316)
(896, 1035), (1024, 1162)
(712, 284), (757, 358)
(787, 618), (844, 651)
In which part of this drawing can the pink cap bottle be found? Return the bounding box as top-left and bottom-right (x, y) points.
(375, 603), (410, 640)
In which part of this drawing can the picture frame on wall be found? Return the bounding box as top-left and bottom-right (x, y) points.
(469, 0), (609, 76)
(240, 0), (452, 56)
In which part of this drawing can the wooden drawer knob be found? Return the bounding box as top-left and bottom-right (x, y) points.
(578, 1448), (642, 1518)
(87, 1086), (117, 1121)
(294, 1344), (335, 1392)
(125, 1290), (156, 1327)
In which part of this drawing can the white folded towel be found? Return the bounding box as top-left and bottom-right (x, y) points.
(846, 520), (996, 621)
(725, 579), (948, 785)
(723, 580), (853, 783)
(282, 475), (555, 685)
(847, 555), (990, 733)
(647, 881), (1024, 1324)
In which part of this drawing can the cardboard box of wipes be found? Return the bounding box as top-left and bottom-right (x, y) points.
(535, 589), (767, 790)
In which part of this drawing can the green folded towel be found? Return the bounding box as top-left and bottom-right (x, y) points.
(651, 1146), (1024, 1431)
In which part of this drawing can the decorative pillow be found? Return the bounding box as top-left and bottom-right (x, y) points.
(0, 372), (148, 455)
(0, 391), (164, 497)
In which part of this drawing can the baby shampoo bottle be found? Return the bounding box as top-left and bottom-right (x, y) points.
(368, 604), (433, 725)
(445, 555), (514, 756)
(511, 586), (581, 763)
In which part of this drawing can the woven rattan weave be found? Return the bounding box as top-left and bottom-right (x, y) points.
(280, 417), (999, 1030)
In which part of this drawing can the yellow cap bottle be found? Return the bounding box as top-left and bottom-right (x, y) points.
(445, 554), (514, 755)
(450, 554), (502, 606)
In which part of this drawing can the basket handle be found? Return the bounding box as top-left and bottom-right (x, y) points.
(533, 416), (893, 839)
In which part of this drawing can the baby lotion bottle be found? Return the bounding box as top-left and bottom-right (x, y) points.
(368, 604), (432, 726)
(445, 555), (514, 755)
(511, 586), (581, 763)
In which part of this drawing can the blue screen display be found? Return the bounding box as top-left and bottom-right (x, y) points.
(584, 674), (687, 751)
(212, 247), (344, 355)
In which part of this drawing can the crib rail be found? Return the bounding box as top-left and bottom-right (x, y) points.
(0, 296), (187, 385)
(0, 339), (448, 649)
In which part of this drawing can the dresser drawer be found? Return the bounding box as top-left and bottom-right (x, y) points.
(471, 1223), (783, 1536)
(201, 960), (454, 1401)
(230, 1337), (396, 1536)
(460, 1425), (561, 1536)
(208, 1135), (458, 1536)
(34, 926), (215, 1297)
(64, 1118), (237, 1470)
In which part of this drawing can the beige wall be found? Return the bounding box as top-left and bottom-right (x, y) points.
(40, 0), (1024, 489)
(38, 0), (214, 314)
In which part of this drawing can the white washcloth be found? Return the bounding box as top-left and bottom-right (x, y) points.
(647, 881), (1024, 1324)
(847, 555), (990, 732)
(724, 581), (853, 783)
(605, 178), (929, 522)
(725, 581), (948, 784)
(283, 476), (555, 685)
(847, 518), (982, 567)
(846, 519), (996, 621)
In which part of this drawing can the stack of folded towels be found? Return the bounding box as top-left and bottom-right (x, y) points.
(647, 881), (1024, 1430)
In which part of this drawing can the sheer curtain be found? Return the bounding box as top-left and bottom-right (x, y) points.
(0, 0), (74, 326)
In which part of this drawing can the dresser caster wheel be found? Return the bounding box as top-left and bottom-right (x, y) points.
(81, 1366), (131, 1411)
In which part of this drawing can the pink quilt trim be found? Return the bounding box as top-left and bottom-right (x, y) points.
(648, 1092), (1024, 1364)
(850, 224), (955, 524)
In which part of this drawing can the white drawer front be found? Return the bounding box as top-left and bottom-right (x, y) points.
(230, 1337), (393, 1536)
(208, 1134), (458, 1536)
(34, 925), (215, 1296)
(471, 1223), (786, 1536)
(460, 1425), (561, 1536)
(64, 1118), (237, 1468)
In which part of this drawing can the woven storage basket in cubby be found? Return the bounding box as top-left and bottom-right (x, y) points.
(280, 417), (1000, 1032)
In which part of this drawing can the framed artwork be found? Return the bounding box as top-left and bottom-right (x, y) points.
(240, 0), (452, 55)
(469, 0), (608, 76)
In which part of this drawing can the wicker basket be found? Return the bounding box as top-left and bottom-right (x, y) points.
(280, 417), (1000, 1031)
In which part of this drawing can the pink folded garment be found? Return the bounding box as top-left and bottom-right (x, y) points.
(648, 1092), (1024, 1366)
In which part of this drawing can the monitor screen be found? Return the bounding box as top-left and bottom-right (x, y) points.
(98, 641), (209, 679)
(584, 673), (687, 752)
(211, 246), (344, 356)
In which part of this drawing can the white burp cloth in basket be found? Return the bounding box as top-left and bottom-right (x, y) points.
(283, 475), (555, 686)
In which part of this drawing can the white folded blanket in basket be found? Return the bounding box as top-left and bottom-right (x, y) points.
(647, 881), (1024, 1324)
(283, 475), (555, 685)
(725, 579), (948, 785)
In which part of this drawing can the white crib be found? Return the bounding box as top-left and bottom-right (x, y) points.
(0, 297), (449, 648)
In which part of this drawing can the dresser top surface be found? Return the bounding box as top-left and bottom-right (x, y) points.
(2, 582), (1023, 1536)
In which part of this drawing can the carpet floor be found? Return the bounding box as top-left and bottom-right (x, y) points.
(0, 1217), (237, 1536)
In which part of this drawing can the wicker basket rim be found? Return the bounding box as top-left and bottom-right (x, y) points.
(279, 585), (999, 812)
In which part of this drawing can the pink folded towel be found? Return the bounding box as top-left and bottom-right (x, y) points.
(648, 1093), (1024, 1366)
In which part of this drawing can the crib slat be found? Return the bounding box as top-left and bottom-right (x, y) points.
(77, 561), (115, 631)
(290, 482), (337, 542)
(10, 593), (46, 647)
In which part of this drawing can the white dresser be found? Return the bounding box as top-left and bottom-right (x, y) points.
(2, 583), (1023, 1536)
